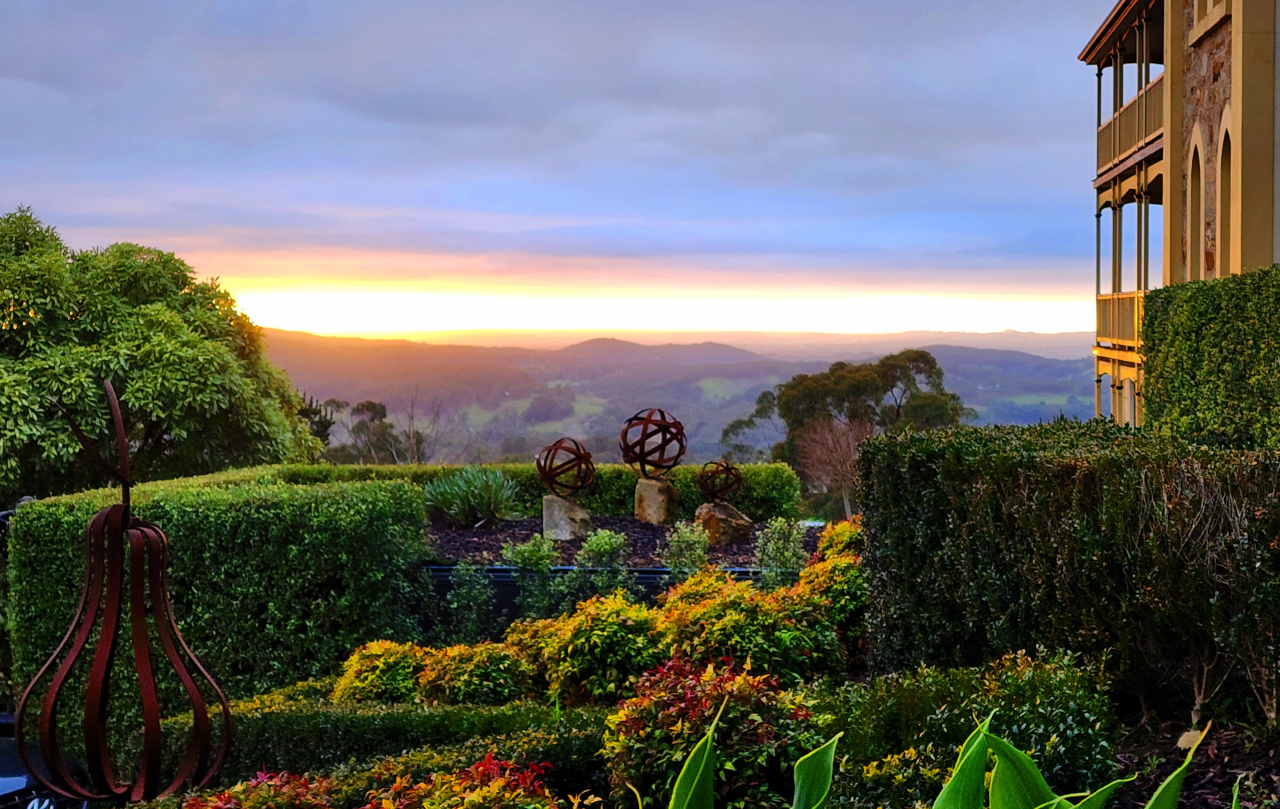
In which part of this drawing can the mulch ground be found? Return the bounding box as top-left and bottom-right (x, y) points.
(1112, 724), (1279, 809)
(427, 516), (821, 568)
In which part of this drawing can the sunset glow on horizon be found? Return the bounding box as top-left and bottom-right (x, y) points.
(3, 1), (1117, 340)
(227, 283), (1093, 338)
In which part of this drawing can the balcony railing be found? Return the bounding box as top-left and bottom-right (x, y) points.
(1097, 73), (1164, 173)
(1097, 291), (1144, 348)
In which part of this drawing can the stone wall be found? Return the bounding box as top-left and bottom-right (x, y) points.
(1181, 0), (1232, 278)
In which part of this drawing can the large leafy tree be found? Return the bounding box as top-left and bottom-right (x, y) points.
(0, 208), (320, 504)
(721, 349), (972, 467)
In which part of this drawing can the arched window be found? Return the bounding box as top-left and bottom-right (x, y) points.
(1219, 131), (1233, 276)
(1189, 148), (1203, 281)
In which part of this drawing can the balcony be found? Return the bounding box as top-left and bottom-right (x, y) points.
(1096, 291), (1144, 349)
(1097, 73), (1164, 174)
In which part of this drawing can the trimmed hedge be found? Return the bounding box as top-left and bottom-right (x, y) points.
(9, 480), (429, 712)
(857, 420), (1280, 725)
(139, 710), (610, 809)
(149, 678), (579, 788)
(1145, 264), (1280, 447)
(266, 461), (802, 521)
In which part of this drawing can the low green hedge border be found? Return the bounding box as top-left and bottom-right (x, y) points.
(4, 460), (800, 521)
(857, 419), (1280, 724)
(146, 677), (591, 788)
(140, 710), (610, 809)
(9, 480), (429, 714)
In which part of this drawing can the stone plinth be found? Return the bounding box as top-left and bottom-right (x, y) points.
(695, 502), (753, 546)
(635, 477), (679, 525)
(543, 494), (592, 541)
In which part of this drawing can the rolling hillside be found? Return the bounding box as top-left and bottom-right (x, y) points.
(262, 329), (1096, 462)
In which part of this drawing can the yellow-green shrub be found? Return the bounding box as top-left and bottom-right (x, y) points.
(332, 640), (430, 704)
(656, 569), (843, 685)
(512, 593), (664, 705)
(794, 554), (866, 632)
(816, 517), (862, 559)
(417, 643), (535, 706)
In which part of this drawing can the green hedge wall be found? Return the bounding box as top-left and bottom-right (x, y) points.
(9, 479), (429, 713)
(146, 678), (587, 788)
(857, 420), (1280, 724)
(1144, 264), (1280, 447)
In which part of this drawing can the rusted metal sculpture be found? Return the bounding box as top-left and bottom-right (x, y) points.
(698, 460), (743, 503)
(16, 381), (232, 803)
(619, 408), (687, 478)
(535, 438), (596, 498)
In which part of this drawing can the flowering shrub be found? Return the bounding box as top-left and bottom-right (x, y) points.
(183, 771), (333, 809)
(526, 594), (665, 705)
(332, 640), (430, 704)
(656, 569), (843, 685)
(360, 754), (562, 809)
(417, 643), (535, 705)
(816, 517), (862, 559)
(603, 659), (829, 809)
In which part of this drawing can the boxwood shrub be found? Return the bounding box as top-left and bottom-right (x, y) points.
(857, 419), (1280, 724)
(8, 480), (429, 714)
(149, 677), (579, 788)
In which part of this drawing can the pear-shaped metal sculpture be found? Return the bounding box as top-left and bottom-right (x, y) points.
(15, 380), (232, 802)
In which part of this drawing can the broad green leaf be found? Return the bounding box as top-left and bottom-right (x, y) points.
(792, 732), (843, 809)
(1065, 776), (1136, 809)
(1143, 724), (1209, 809)
(934, 724), (990, 809)
(669, 698), (728, 809)
(1231, 774), (1242, 809)
(989, 734), (1057, 809)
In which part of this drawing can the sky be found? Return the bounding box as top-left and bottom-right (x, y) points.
(0, 1), (1119, 337)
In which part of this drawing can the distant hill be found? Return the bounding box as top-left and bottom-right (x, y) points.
(261, 328), (1098, 462)
(350, 329), (1096, 361)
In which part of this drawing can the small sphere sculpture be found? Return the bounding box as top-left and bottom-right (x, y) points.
(619, 408), (687, 478)
(698, 459), (744, 503)
(536, 438), (596, 498)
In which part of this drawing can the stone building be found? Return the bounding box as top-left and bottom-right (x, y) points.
(1081, 0), (1275, 424)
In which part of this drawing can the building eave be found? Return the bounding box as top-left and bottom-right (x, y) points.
(1080, 0), (1150, 65)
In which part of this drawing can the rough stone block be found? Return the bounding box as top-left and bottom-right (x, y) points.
(695, 502), (753, 546)
(543, 494), (592, 541)
(635, 477), (679, 525)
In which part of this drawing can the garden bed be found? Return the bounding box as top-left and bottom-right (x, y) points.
(1112, 725), (1279, 809)
(427, 516), (822, 568)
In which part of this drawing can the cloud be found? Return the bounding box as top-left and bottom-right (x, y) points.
(0, 0), (1119, 304)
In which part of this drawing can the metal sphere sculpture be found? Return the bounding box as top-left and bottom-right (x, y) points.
(619, 408), (687, 478)
(698, 459), (744, 503)
(535, 438), (596, 498)
(16, 381), (232, 803)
